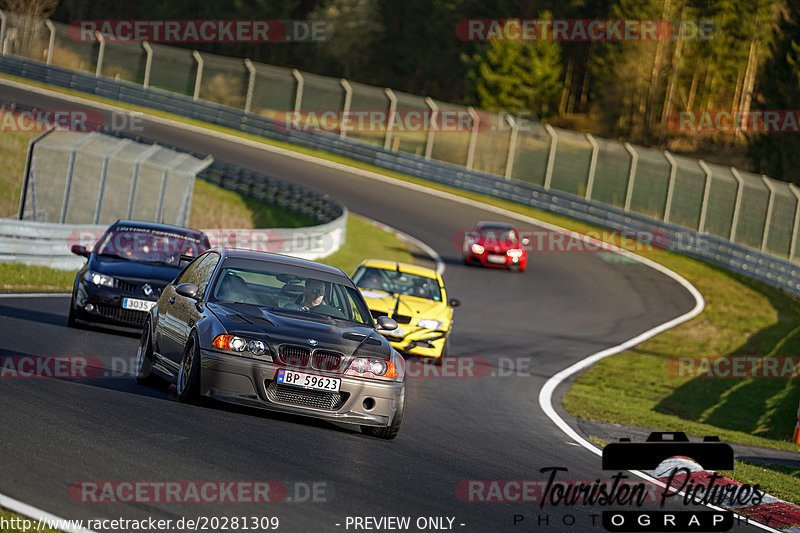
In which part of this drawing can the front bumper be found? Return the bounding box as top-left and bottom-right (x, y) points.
(71, 280), (156, 329)
(465, 251), (526, 269)
(381, 329), (447, 359)
(199, 350), (405, 428)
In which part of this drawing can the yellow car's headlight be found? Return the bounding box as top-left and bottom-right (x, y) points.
(418, 319), (444, 330)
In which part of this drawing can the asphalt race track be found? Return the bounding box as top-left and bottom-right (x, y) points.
(0, 81), (764, 532)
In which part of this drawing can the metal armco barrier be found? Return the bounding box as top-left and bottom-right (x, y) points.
(1, 54), (800, 298)
(0, 212), (347, 271)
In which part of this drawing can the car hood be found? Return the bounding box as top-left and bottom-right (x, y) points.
(358, 290), (449, 322)
(89, 256), (180, 283)
(208, 302), (392, 358)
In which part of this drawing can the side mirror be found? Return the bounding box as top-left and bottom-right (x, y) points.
(175, 282), (199, 299)
(376, 316), (398, 331)
(521, 237), (530, 247)
(179, 253), (196, 264)
(71, 244), (90, 257)
(449, 298), (461, 308)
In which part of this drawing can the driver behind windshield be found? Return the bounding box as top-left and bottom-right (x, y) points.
(288, 279), (326, 312)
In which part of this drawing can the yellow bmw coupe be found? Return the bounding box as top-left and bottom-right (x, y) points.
(353, 259), (460, 362)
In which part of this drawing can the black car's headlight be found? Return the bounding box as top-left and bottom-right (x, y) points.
(86, 270), (114, 288)
(212, 334), (269, 357)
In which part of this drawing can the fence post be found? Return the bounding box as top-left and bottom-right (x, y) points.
(543, 124), (557, 189)
(466, 107), (480, 170)
(663, 150), (677, 223)
(18, 128), (55, 220)
(127, 143), (160, 219)
(94, 141), (128, 224)
(192, 50), (203, 100)
(789, 184), (800, 260)
(729, 168), (745, 243)
(292, 69), (304, 113)
(697, 160), (713, 232)
(244, 59), (256, 114)
(384, 88), (397, 151)
(760, 175), (776, 253)
(61, 133), (96, 223)
(423, 97), (439, 160)
(157, 154), (189, 223)
(0, 10), (6, 56)
(585, 133), (598, 200)
(141, 41), (152, 88)
(504, 114), (518, 179)
(94, 31), (105, 76)
(623, 142), (638, 211)
(340, 79), (352, 140)
(44, 19), (55, 64)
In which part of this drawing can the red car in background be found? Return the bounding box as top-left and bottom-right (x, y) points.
(462, 221), (529, 272)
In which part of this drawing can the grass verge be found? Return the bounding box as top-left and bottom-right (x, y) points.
(3, 74), (799, 500)
(0, 507), (60, 533)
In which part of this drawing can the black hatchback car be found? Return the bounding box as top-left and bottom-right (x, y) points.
(68, 220), (210, 330)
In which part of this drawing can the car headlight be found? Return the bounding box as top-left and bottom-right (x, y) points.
(212, 334), (268, 357)
(507, 248), (524, 258)
(347, 357), (397, 378)
(417, 319), (444, 330)
(471, 243), (485, 254)
(86, 270), (114, 287)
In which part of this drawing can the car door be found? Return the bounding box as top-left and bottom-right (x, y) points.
(159, 252), (219, 365)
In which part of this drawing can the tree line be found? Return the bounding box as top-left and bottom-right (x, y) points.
(37, 0), (800, 184)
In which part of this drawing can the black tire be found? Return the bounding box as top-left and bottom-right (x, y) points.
(67, 306), (78, 328)
(135, 320), (157, 385)
(361, 383), (405, 440)
(509, 263), (522, 273)
(176, 333), (201, 403)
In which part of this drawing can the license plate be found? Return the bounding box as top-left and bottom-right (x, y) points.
(122, 298), (156, 311)
(487, 254), (507, 264)
(277, 369), (341, 392)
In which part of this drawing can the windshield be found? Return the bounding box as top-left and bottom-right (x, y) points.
(95, 226), (206, 266)
(353, 267), (442, 302)
(210, 266), (373, 326)
(478, 227), (517, 243)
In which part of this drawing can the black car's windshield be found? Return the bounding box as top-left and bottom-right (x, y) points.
(353, 267), (442, 302)
(210, 265), (373, 326)
(95, 226), (206, 266)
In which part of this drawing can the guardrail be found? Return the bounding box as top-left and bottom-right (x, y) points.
(1, 54), (799, 297)
(0, 212), (347, 271)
